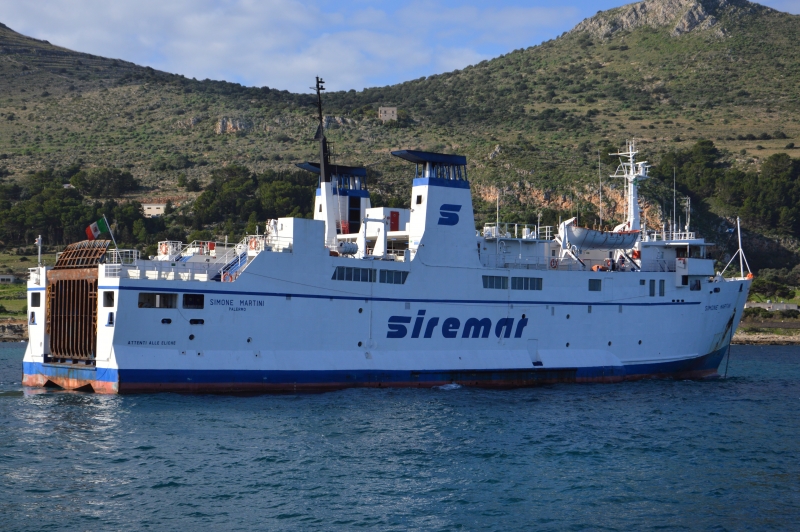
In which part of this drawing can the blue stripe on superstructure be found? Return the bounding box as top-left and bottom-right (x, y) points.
(413, 177), (470, 189)
(98, 284), (701, 308)
(27, 288), (45, 291)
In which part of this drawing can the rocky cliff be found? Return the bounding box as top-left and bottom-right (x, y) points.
(570, 0), (772, 39)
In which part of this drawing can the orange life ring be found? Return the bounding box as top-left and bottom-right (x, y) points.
(632, 249), (641, 260)
(550, 258), (558, 269)
(223, 272), (232, 282)
(159, 242), (168, 255)
(249, 238), (258, 250)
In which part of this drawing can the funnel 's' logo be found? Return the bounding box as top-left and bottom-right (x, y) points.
(438, 204), (462, 226)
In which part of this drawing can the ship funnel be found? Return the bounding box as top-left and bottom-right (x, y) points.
(392, 150), (479, 267)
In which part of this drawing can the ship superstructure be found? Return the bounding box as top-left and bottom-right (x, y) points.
(22, 88), (751, 394)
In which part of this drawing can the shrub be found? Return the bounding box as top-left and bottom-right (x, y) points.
(186, 178), (202, 192)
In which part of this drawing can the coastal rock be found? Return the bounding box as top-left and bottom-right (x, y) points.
(0, 319), (26, 342)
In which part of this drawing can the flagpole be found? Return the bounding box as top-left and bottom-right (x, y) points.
(104, 214), (118, 249)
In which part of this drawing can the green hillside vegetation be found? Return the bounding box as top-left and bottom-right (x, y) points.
(1, 1), (800, 269)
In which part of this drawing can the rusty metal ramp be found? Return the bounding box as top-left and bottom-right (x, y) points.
(54, 240), (110, 269)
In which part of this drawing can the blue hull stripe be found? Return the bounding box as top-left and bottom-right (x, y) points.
(23, 347), (728, 389)
(23, 362), (119, 383)
(97, 285), (700, 308)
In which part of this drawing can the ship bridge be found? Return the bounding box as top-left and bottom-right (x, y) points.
(391, 150), (468, 182)
(297, 162), (370, 235)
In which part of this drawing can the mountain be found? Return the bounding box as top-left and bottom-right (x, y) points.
(1, 1), (800, 269)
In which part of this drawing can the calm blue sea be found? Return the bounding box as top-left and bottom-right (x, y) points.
(0, 344), (798, 531)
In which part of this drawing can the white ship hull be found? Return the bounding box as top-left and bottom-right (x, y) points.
(23, 250), (748, 393)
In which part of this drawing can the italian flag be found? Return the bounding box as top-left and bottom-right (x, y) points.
(85, 218), (109, 240)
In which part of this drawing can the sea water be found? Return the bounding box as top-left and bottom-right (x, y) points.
(0, 344), (797, 530)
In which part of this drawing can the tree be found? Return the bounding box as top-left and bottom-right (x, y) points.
(186, 178), (201, 192)
(70, 168), (139, 197)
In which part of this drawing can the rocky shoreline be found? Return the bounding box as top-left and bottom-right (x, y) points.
(732, 331), (800, 345)
(0, 319), (26, 342)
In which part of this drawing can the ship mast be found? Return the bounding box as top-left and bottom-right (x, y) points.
(610, 140), (648, 232)
(312, 77), (338, 248)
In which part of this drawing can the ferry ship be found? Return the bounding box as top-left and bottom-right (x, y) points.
(22, 80), (751, 393)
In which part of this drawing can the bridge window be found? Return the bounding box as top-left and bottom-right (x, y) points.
(659, 280), (665, 297)
(690, 279), (701, 291)
(380, 270), (409, 284)
(103, 291), (114, 307)
(649, 280), (656, 297)
(332, 266), (376, 283)
(589, 279), (602, 292)
(183, 294), (204, 309)
(483, 276), (508, 289)
(138, 293), (177, 309)
(30, 292), (40, 307)
(511, 277), (543, 291)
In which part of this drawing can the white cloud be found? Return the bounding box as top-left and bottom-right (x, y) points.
(0, 1), (586, 92)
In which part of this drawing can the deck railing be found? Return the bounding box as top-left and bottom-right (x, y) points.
(482, 223), (553, 240)
(106, 249), (140, 265)
(102, 235), (295, 282)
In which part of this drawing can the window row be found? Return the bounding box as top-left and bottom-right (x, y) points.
(641, 279), (667, 296)
(482, 275), (508, 290)
(331, 266), (409, 285)
(380, 270), (409, 285)
(332, 266), (376, 283)
(138, 292), (204, 309)
(512, 277), (543, 291)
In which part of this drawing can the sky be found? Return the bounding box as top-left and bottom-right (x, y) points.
(0, 0), (798, 93)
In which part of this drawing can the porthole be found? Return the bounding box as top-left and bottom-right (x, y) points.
(247, 337), (252, 343)
(566, 314), (570, 319)
(608, 341), (612, 346)
(189, 334), (195, 340)
(358, 341), (363, 347)
(566, 342), (570, 347)
(638, 340), (642, 345)
(358, 308), (363, 313)
(522, 314), (526, 319)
